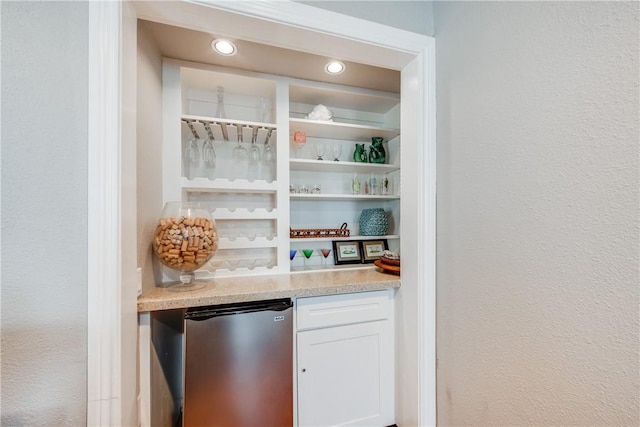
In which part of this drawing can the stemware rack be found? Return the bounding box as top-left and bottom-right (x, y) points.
(182, 116), (277, 145)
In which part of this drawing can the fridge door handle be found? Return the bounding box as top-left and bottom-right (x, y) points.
(185, 299), (293, 321)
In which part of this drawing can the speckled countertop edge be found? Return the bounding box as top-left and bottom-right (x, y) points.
(137, 268), (401, 312)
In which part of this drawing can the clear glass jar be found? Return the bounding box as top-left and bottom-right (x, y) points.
(153, 202), (218, 285)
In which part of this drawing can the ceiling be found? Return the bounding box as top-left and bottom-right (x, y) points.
(140, 20), (401, 94)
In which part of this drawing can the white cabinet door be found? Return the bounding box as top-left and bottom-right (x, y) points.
(297, 320), (394, 427)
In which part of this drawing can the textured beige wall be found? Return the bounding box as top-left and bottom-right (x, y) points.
(434, 2), (639, 425)
(1, 2), (88, 425)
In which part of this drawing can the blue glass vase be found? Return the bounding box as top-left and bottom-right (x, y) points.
(359, 208), (388, 236)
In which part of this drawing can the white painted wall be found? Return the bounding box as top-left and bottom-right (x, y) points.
(136, 21), (164, 296)
(297, 0), (434, 36)
(1, 1), (88, 425)
(434, 2), (639, 425)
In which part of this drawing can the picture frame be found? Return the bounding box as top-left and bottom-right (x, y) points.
(332, 240), (363, 265)
(361, 239), (389, 263)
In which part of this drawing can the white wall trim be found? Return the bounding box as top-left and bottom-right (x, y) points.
(87, 1), (122, 425)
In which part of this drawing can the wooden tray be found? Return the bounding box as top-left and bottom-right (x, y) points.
(374, 259), (400, 274)
(290, 222), (350, 239)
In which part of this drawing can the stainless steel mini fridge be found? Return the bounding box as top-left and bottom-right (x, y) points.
(183, 299), (293, 426)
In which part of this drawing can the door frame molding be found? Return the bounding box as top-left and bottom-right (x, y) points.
(87, 1), (436, 425)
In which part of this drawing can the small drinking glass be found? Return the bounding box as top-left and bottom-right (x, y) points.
(311, 184), (321, 194)
(315, 143), (326, 160)
(332, 144), (342, 161)
(290, 249), (297, 261)
(293, 131), (306, 158)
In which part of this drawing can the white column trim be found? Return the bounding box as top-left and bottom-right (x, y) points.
(419, 38), (438, 426)
(87, 1), (122, 425)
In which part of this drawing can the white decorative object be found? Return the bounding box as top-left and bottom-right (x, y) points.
(306, 104), (333, 121)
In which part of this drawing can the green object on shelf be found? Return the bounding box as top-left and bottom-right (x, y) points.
(369, 137), (386, 164)
(302, 249), (314, 258)
(353, 143), (367, 162)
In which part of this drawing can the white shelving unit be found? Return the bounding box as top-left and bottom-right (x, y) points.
(288, 87), (401, 270)
(162, 60), (401, 278)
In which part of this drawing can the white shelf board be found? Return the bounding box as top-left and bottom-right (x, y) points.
(289, 158), (399, 174)
(195, 265), (278, 279)
(290, 118), (399, 141)
(182, 177), (277, 193)
(218, 236), (278, 249)
(290, 193), (399, 201)
(212, 208), (278, 220)
(290, 234), (399, 243)
(290, 264), (380, 274)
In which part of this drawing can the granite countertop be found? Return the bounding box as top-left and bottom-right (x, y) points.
(137, 268), (400, 312)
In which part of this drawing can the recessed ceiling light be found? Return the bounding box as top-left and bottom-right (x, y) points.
(211, 39), (237, 56)
(325, 61), (345, 75)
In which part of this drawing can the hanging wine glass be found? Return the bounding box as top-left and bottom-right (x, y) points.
(315, 143), (326, 161)
(202, 139), (216, 180)
(302, 249), (314, 268)
(262, 135), (275, 182)
(332, 144), (342, 161)
(248, 134), (262, 182)
(320, 248), (332, 266)
(231, 130), (249, 180)
(184, 138), (200, 180)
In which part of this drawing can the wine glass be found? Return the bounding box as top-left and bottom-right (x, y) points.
(332, 144), (342, 161)
(320, 248), (332, 266)
(315, 143), (325, 160)
(183, 138), (200, 180)
(302, 249), (314, 267)
(202, 139), (216, 180)
(262, 137), (275, 181)
(231, 138), (249, 180)
(248, 139), (262, 181)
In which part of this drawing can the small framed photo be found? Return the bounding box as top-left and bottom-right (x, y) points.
(361, 240), (389, 263)
(332, 240), (363, 265)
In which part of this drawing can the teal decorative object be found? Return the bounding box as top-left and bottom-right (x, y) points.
(359, 208), (389, 236)
(353, 143), (367, 163)
(369, 137), (386, 164)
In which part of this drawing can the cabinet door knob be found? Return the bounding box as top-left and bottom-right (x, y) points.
(301, 368), (306, 373)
